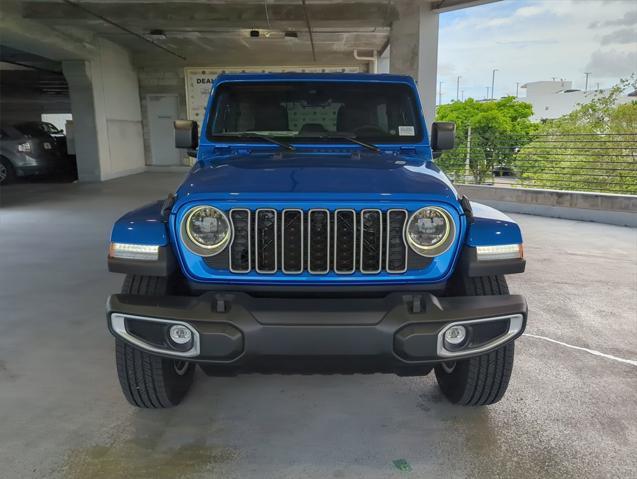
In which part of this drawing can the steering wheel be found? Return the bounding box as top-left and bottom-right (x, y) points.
(352, 125), (385, 136)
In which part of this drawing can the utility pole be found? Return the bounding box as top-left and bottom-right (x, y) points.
(465, 126), (472, 183)
(584, 72), (591, 92)
(456, 76), (461, 101)
(516, 82), (520, 98)
(438, 81), (443, 106)
(491, 68), (498, 99)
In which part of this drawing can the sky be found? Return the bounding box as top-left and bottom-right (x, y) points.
(437, 0), (637, 102)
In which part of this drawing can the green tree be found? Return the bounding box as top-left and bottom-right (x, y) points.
(516, 79), (637, 194)
(435, 97), (536, 183)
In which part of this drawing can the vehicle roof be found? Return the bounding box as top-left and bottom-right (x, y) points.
(214, 72), (416, 85)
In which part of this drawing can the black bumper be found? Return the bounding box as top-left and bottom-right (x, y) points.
(107, 291), (527, 373)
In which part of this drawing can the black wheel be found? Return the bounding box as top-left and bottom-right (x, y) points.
(115, 275), (195, 408)
(0, 157), (16, 185)
(435, 275), (515, 406)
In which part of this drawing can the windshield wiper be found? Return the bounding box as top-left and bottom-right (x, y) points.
(310, 134), (380, 153)
(213, 133), (295, 151)
(340, 136), (380, 153)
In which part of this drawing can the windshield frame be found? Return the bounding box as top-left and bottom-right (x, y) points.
(204, 80), (426, 146)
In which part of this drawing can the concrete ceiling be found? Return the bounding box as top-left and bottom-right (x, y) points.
(7, 1), (498, 67)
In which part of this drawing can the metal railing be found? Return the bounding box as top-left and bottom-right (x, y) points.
(437, 132), (637, 195)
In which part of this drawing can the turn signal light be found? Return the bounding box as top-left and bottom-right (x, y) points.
(109, 242), (160, 261)
(476, 244), (523, 261)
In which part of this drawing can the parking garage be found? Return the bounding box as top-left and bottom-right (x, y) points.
(1, 0), (452, 182)
(1, 1), (636, 478)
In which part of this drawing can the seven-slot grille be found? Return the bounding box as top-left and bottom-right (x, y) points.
(226, 208), (409, 274)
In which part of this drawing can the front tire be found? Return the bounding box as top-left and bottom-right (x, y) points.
(434, 275), (516, 406)
(115, 275), (194, 408)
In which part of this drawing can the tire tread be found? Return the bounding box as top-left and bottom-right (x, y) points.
(435, 274), (516, 406)
(115, 274), (194, 408)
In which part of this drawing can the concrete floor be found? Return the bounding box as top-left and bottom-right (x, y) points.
(1, 172), (635, 479)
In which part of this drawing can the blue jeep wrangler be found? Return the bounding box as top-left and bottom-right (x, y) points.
(107, 73), (527, 408)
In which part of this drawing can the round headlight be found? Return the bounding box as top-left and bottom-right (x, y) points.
(183, 206), (231, 256)
(406, 207), (455, 257)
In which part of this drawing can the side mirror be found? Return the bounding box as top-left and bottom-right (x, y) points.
(174, 120), (198, 149)
(431, 122), (455, 153)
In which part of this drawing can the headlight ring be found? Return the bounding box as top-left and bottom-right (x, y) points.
(405, 206), (456, 257)
(181, 205), (232, 256)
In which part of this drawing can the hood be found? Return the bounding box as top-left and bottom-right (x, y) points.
(176, 150), (458, 202)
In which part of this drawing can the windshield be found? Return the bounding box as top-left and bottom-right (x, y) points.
(207, 82), (423, 144)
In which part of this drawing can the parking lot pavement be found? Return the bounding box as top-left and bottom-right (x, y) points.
(1, 173), (635, 479)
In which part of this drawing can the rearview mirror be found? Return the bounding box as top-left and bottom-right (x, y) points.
(174, 120), (198, 149)
(431, 122), (455, 153)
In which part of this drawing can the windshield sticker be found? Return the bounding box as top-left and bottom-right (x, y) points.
(398, 126), (415, 136)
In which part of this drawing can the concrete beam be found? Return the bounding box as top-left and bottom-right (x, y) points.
(0, 1), (95, 61)
(430, 0), (501, 13)
(22, 2), (397, 29)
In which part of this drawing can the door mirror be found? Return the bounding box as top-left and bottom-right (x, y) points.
(431, 122), (455, 153)
(174, 120), (198, 149)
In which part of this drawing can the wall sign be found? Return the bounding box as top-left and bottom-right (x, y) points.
(184, 66), (362, 127)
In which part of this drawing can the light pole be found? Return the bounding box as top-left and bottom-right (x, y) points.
(456, 76), (461, 101)
(485, 86), (490, 99)
(491, 69), (498, 99)
(461, 90), (465, 101)
(584, 72), (591, 92)
(439, 80), (443, 106)
(516, 82), (520, 98)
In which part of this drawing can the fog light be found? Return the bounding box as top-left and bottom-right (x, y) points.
(169, 325), (192, 345)
(444, 325), (467, 346)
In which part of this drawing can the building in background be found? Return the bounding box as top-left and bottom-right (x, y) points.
(521, 80), (635, 121)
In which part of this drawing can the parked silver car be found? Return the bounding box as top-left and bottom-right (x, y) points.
(0, 125), (66, 185)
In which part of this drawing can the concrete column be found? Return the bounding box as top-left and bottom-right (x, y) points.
(62, 61), (101, 181)
(63, 39), (145, 182)
(377, 47), (391, 74)
(389, 1), (439, 130)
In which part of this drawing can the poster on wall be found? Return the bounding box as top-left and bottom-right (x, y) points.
(184, 66), (362, 127)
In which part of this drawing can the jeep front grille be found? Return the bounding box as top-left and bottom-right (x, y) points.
(224, 208), (410, 275)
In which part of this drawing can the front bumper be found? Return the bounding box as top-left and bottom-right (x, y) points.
(107, 292), (527, 372)
(107, 293), (527, 371)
